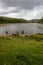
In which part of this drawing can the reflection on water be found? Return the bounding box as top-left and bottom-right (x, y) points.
(0, 23), (43, 34)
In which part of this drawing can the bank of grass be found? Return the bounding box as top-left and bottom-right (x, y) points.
(0, 34), (43, 65)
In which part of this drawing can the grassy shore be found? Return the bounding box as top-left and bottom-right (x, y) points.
(0, 34), (43, 65)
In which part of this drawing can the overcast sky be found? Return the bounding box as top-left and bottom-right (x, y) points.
(0, 0), (43, 20)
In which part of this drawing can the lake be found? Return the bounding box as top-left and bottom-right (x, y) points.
(0, 23), (43, 34)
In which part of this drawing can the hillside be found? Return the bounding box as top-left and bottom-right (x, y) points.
(30, 18), (43, 23)
(0, 16), (29, 24)
(0, 16), (43, 23)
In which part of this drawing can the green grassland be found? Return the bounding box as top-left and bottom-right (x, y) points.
(0, 34), (43, 65)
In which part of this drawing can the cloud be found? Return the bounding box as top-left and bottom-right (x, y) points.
(0, 0), (43, 20)
(0, 0), (43, 10)
(0, 7), (18, 15)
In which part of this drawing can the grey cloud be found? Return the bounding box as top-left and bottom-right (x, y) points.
(0, 6), (22, 15)
(36, 11), (43, 18)
(0, 0), (43, 10)
(0, 10), (21, 15)
(0, 0), (43, 20)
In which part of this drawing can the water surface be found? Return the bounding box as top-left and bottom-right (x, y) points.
(0, 23), (43, 34)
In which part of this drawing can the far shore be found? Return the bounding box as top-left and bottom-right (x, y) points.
(0, 23), (15, 26)
(0, 24), (8, 27)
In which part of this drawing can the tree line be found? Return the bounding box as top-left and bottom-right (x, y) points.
(0, 16), (43, 23)
(0, 16), (29, 24)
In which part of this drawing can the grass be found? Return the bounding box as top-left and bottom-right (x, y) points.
(0, 34), (43, 65)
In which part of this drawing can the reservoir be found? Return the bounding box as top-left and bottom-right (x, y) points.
(0, 23), (43, 34)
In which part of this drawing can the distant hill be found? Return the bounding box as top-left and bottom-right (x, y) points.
(0, 16), (43, 24)
(37, 18), (43, 23)
(30, 18), (43, 23)
(0, 16), (29, 23)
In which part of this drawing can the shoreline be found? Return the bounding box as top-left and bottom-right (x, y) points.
(0, 33), (43, 37)
(0, 24), (8, 27)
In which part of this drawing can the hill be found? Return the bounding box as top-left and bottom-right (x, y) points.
(30, 18), (43, 23)
(0, 16), (29, 24)
(0, 16), (43, 23)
